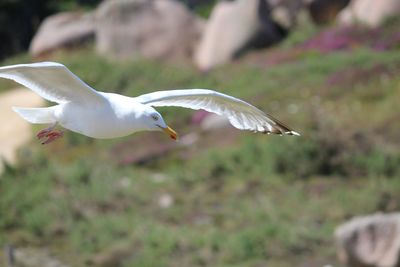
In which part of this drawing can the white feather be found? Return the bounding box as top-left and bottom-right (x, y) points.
(135, 89), (300, 135)
(12, 106), (57, 124)
(0, 62), (104, 104)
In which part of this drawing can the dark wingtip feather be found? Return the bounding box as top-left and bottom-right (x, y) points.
(258, 122), (300, 137)
(270, 118), (300, 137)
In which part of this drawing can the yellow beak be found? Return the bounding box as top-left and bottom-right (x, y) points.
(163, 126), (178, 141)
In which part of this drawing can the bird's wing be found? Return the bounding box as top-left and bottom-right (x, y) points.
(0, 62), (104, 104)
(136, 89), (299, 135)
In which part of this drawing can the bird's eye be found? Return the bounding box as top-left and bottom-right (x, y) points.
(151, 114), (159, 121)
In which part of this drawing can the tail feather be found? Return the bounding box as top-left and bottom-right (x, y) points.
(12, 106), (57, 124)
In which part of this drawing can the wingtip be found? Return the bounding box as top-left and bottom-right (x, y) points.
(260, 129), (301, 136)
(290, 131), (301, 136)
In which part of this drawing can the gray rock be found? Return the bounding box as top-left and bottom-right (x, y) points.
(268, 0), (350, 27)
(337, 0), (400, 27)
(29, 12), (95, 57)
(158, 193), (174, 209)
(11, 247), (69, 267)
(269, 0), (307, 29)
(335, 213), (400, 267)
(95, 0), (205, 61)
(194, 0), (286, 71)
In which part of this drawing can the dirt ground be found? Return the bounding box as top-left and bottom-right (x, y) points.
(0, 88), (44, 174)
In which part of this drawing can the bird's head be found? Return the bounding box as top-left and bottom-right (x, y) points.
(144, 108), (178, 141)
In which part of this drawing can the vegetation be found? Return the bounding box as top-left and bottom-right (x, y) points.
(1, 19), (400, 267)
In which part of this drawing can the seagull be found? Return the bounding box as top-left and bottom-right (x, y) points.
(0, 62), (299, 144)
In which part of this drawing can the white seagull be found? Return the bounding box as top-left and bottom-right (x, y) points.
(0, 62), (299, 144)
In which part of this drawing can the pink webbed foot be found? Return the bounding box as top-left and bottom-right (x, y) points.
(37, 128), (53, 140)
(36, 125), (64, 145)
(41, 130), (64, 145)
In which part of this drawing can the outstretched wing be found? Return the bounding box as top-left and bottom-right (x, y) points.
(136, 89), (299, 135)
(0, 62), (104, 104)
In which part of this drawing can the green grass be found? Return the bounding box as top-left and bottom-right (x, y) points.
(1, 26), (400, 267)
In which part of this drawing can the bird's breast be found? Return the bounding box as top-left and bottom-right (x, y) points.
(56, 101), (141, 139)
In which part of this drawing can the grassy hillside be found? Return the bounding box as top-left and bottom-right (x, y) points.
(1, 22), (400, 267)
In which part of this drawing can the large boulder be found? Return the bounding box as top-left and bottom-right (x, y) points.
(29, 12), (95, 57)
(266, 0), (351, 27)
(335, 213), (400, 267)
(95, 0), (205, 61)
(268, 0), (307, 29)
(194, 0), (287, 71)
(337, 0), (400, 27)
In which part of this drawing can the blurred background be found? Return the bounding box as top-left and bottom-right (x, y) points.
(0, 0), (400, 266)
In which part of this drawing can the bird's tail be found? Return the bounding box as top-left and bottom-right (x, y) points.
(12, 106), (57, 124)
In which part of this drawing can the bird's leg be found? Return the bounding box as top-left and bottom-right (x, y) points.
(41, 131), (64, 145)
(37, 123), (57, 140)
(36, 123), (64, 145)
